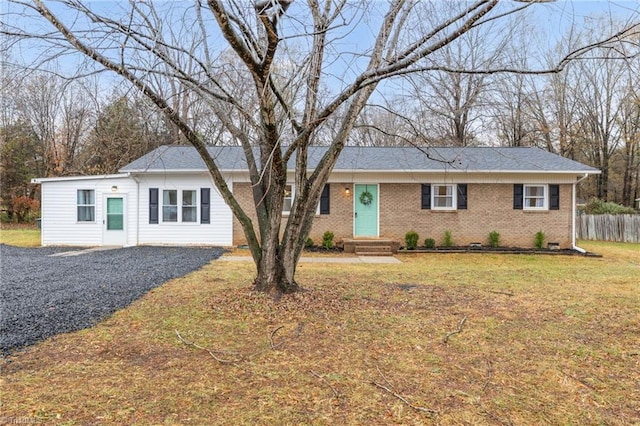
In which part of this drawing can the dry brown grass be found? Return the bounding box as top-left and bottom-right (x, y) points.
(1, 241), (639, 425)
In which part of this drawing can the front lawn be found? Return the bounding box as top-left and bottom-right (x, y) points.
(1, 241), (639, 424)
(0, 226), (40, 247)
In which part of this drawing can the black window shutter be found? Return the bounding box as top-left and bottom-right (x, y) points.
(549, 184), (560, 210)
(149, 188), (159, 224)
(457, 184), (468, 210)
(513, 184), (523, 210)
(201, 188), (211, 223)
(421, 184), (431, 209)
(320, 184), (330, 214)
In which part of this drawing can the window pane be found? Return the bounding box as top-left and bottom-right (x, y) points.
(525, 186), (544, 197)
(77, 189), (94, 205)
(182, 190), (196, 206)
(283, 185), (292, 212)
(107, 214), (123, 230)
(163, 206), (177, 222)
(163, 190), (177, 205)
(182, 206), (197, 222)
(107, 198), (123, 214)
(434, 197), (452, 207)
(436, 185), (452, 196)
(77, 206), (95, 222)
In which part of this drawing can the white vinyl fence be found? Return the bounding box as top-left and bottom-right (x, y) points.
(576, 214), (640, 243)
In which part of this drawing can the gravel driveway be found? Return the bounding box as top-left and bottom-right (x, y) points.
(0, 244), (224, 355)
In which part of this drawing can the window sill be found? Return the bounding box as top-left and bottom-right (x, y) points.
(159, 222), (201, 225)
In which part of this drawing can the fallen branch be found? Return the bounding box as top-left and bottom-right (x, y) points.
(310, 370), (341, 398)
(443, 315), (468, 344)
(270, 325), (285, 350)
(372, 366), (437, 416)
(175, 329), (238, 364)
(487, 290), (514, 297)
(482, 360), (493, 394)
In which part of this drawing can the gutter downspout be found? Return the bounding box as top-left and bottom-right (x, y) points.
(132, 174), (140, 246)
(572, 173), (590, 253)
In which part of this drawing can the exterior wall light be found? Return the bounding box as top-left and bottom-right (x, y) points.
(345, 187), (350, 195)
(111, 185), (118, 192)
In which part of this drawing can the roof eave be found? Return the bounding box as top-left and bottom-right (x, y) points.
(31, 173), (131, 184)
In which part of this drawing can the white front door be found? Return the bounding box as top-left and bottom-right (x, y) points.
(103, 194), (127, 246)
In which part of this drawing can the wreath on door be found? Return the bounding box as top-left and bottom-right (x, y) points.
(359, 189), (373, 206)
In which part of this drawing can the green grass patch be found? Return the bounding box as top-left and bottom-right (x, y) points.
(1, 242), (639, 425)
(0, 228), (41, 247)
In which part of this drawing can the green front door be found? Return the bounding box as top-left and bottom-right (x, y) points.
(354, 184), (378, 237)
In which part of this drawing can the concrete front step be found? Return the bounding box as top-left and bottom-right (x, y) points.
(343, 238), (401, 254)
(357, 251), (395, 257)
(355, 245), (392, 253)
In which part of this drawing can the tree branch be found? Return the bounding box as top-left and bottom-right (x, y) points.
(371, 365), (438, 416)
(443, 315), (468, 343)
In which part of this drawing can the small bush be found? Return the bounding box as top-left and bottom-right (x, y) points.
(488, 231), (500, 248)
(443, 230), (453, 247)
(534, 231), (545, 249)
(580, 198), (635, 215)
(322, 231), (334, 249)
(305, 237), (314, 248)
(10, 196), (40, 223)
(405, 231), (419, 250)
(424, 238), (436, 249)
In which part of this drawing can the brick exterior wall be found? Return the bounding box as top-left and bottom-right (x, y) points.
(232, 182), (574, 248)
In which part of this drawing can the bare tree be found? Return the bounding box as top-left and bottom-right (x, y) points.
(618, 67), (640, 207)
(403, 8), (505, 147)
(4, 0), (639, 294)
(11, 72), (93, 176)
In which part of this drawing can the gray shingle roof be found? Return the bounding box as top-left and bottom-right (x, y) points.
(120, 145), (599, 173)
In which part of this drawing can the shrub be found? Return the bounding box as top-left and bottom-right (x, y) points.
(581, 198), (635, 215)
(488, 231), (500, 248)
(10, 196), (40, 223)
(322, 231), (334, 249)
(443, 230), (453, 247)
(405, 231), (419, 250)
(424, 238), (436, 249)
(534, 231), (545, 249)
(305, 237), (314, 248)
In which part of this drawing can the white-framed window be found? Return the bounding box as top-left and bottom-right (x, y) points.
(77, 189), (95, 222)
(282, 184), (323, 215)
(162, 189), (198, 223)
(283, 184), (293, 213)
(182, 190), (197, 222)
(432, 184), (456, 210)
(524, 185), (547, 210)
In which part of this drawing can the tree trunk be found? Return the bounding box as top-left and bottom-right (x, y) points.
(253, 244), (300, 295)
